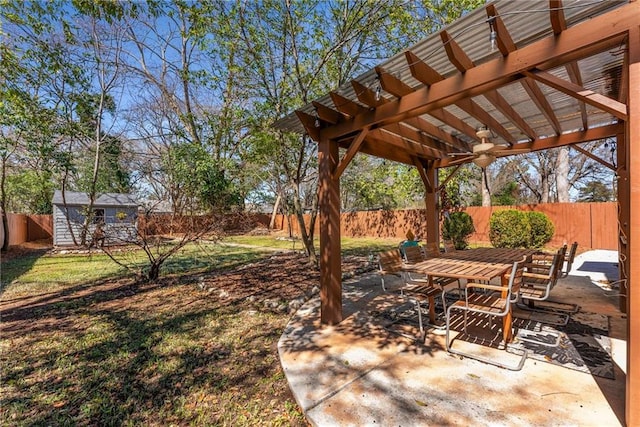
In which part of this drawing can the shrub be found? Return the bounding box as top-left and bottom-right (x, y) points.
(489, 209), (555, 248)
(489, 210), (530, 248)
(527, 211), (554, 248)
(442, 211), (475, 250)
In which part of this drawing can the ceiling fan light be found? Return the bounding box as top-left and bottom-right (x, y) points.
(473, 153), (495, 168)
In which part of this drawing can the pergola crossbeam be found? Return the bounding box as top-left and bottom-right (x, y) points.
(313, 101), (345, 125)
(319, 2), (636, 141)
(352, 80), (385, 108)
(549, 0), (566, 35)
(436, 123), (622, 168)
(486, 4), (516, 56)
(329, 91), (367, 117)
(564, 62), (589, 130)
(523, 69), (628, 120)
(375, 66), (413, 97)
(520, 77), (562, 135)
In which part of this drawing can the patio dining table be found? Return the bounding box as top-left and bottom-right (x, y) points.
(401, 247), (537, 343)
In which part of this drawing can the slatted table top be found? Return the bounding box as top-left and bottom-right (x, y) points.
(442, 248), (538, 264)
(402, 248), (537, 281)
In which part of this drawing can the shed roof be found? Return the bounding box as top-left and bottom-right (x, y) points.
(274, 0), (630, 168)
(52, 190), (138, 207)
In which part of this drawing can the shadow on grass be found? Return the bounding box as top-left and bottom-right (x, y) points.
(0, 251), (317, 425)
(0, 248), (49, 298)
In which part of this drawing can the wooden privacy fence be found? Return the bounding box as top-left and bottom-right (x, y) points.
(3, 214), (53, 246)
(3, 203), (618, 250)
(272, 202), (619, 250)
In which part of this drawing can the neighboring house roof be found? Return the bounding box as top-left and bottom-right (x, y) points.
(52, 190), (138, 207)
(143, 199), (174, 214)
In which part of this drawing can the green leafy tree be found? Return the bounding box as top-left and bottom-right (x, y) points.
(492, 181), (520, 206)
(577, 181), (613, 202)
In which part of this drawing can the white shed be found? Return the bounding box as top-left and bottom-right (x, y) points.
(52, 190), (138, 246)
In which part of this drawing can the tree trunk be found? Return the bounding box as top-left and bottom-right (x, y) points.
(481, 169), (491, 207)
(1, 156), (9, 251)
(291, 183), (317, 266)
(541, 173), (550, 203)
(556, 147), (570, 202)
(269, 193), (281, 229)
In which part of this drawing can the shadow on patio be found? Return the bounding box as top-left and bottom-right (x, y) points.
(278, 250), (626, 426)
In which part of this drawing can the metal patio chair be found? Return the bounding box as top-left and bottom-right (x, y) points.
(517, 245), (577, 325)
(445, 256), (528, 371)
(560, 241), (579, 278)
(401, 245), (462, 318)
(378, 249), (436, 341)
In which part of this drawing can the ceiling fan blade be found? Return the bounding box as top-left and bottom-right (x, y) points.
(445, 155), (475, 165)
(494, 148), (531, 155)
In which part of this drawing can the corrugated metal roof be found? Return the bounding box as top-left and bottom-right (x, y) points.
(273, 0), (628, 161)
(52, 190), (138, 207)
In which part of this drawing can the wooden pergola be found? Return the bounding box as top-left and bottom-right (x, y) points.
(274, 1), (639, 424)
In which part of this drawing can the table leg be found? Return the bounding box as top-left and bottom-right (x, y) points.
(502, 273), (512, 343)
(428, 295), (436, 324)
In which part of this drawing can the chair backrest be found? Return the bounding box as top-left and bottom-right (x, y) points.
(443, 239), (456, 253)
(562, 241), (578, 276)
(378, 249), (403, 274)
(508, 256), (527, 302)
(402, 245), (425, 264)
(551, 245), (566, 287)
(398, 239), (419, 258)
(423, 242), (441, 257)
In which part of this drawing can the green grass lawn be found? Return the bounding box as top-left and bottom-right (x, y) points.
(0, 235), (395, 426)
(0, 242), (271, 299)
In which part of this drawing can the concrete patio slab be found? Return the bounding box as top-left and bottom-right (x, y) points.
(278, 250), (626, 426)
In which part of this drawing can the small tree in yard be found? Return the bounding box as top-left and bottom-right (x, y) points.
(97, 146), (243, 283)
(99, 211), (227, 282)
(442, 211), (475, 250)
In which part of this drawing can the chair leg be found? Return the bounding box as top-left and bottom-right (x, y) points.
(445, 305), (527, 371)
(517, 328), (562, 347)
(516, 300), (570, 326)
(413, 297), (426, 341)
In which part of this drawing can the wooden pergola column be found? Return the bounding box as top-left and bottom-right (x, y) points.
(625, 23), (640, 427)
(318, 137), (342, 325)
(423, 162), (440, 253)
(412, 159), (440, 251)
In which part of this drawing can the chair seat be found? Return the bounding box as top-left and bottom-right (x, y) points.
(405, 283), (441, 298)
(433, 276), (459, 286)
(450, 293), (507, 314)
(523, 276), (549, 285)
(519, 285), (549, 299)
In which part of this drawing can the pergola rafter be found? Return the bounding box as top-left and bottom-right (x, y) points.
(274, 1), (639, 424)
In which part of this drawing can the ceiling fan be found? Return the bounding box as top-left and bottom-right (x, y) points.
(450, 127), (528, 168)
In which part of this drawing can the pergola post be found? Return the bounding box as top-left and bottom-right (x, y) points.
(424, 163), (439, 253)
(625, 23), (640, 427)
(616, 129), (629, 314)
(318, 137), (342, 325)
